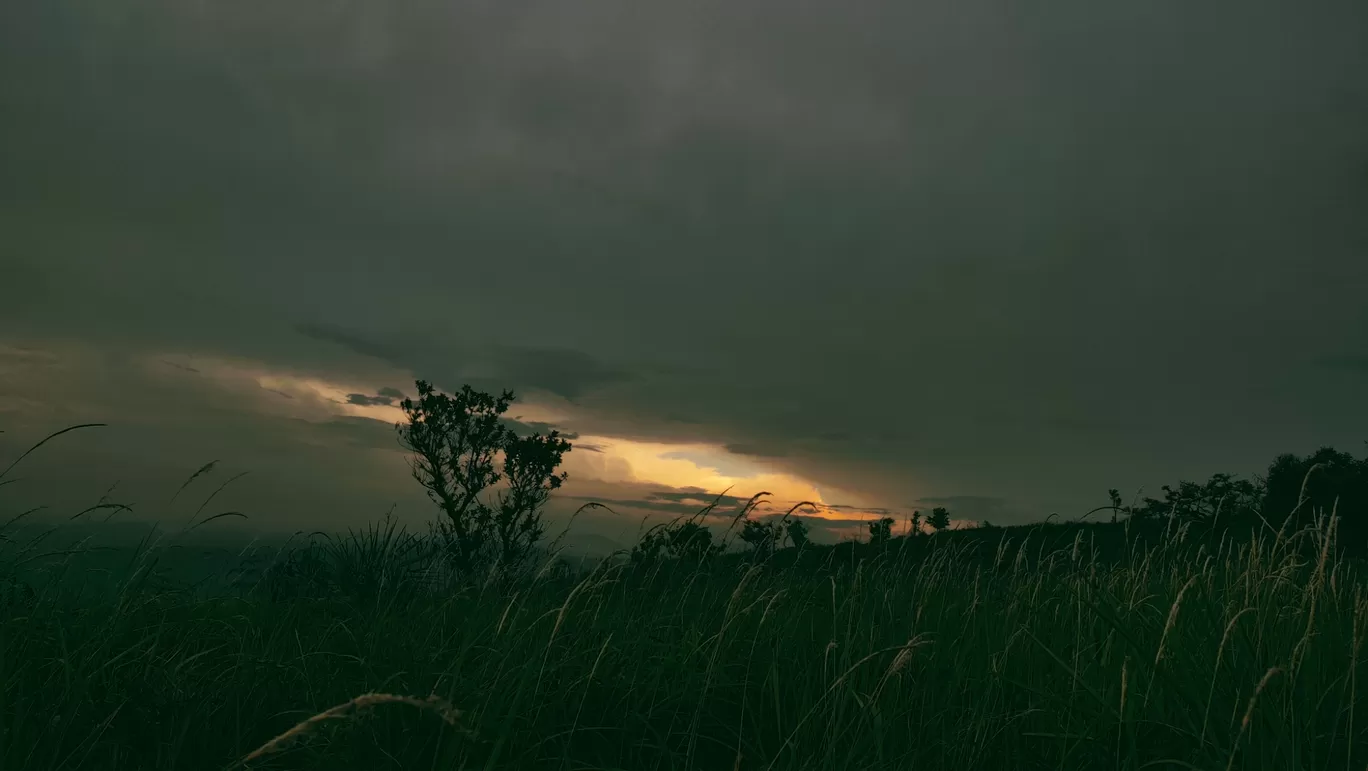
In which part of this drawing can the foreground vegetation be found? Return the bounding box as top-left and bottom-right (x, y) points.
(1, 510), (1364, 770)
(3, 386), (1366, 770)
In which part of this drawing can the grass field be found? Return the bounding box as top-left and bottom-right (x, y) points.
(2, 506), (1364, 771)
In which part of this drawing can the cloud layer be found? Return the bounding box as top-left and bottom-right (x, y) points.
(2, 0), (1365, 538)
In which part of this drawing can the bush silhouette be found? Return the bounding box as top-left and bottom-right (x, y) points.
(867, 516), (895, 545)
(739, 517), (782, 558)
(1263, 445), (1368, 552)
(396, 380), (571, 577)
(1123, 473), (1263, 524)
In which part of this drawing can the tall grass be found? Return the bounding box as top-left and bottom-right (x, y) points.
(1, 506), (1363, 770)
(0, 425), (1363, 769)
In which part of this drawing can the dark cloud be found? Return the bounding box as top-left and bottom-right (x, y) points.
(376, 386), (406, 399)
(295, 324), (406, 366)
(295, 416), (399, 452)
(487, 347), (636, 401)
(2, 0), (1366, 529)
(294, 323), (633, 402)
(1316, 354), (1368, 373)
(345, 393), (395, 407)
(161, 360), (201, 374)
(501, 418), (579, 440)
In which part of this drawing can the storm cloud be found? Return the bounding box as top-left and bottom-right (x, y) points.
(2, 0), (1365, 538)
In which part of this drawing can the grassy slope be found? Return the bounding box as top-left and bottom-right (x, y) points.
(1, 516), (1364, 771)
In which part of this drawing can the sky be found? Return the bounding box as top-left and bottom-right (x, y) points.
(1, 0), (1366, 551)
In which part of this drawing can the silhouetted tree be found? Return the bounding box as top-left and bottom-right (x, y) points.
(630, 526), (668, 564)
(667, 520), (718, 559)
(927, 507), (951, 532)
(1263, 445), (1368, 551)
(867, 516), (895, 545)
(633, 518), (723, 564)
(739, 517), (781, 558)
(910, 510), (922, 536)
(494, 430), (572, 566)
(397, 380), (570, 575)
(1125, 473), (1262, 524)
(1108, 488), (1122, 524)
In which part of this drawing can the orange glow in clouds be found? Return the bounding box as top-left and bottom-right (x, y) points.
(170, 357), (888, 524)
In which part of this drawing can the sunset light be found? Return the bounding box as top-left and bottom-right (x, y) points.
(168, 356), (896, 527)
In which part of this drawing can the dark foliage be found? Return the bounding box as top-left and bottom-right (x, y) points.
(926, 506), (951, 532)
(867, 516), (895, 545)
(396, 380), (571, 577)
(1263, 445), (1368, 552)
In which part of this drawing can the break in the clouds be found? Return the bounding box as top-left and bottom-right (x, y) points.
(1, 0), (1366, 541)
